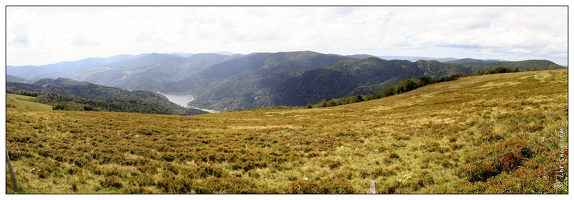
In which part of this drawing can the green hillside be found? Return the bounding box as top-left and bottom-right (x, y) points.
(6, 93), (52, 110)
(6, 69), (568, 194)
(6, 78), (206, 115)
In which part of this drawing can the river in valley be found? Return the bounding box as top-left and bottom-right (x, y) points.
(157, 92), (218, 113)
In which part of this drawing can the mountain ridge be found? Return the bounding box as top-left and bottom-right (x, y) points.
(6, 51), (565, 112)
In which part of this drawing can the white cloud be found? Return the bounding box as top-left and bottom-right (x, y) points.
(6, 6), (568, 66)
(510, 48), (532, 54)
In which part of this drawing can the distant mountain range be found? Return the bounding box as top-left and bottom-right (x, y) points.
(378, 56), (458, 62)
(6, 74), (27, 83)
(7, 54), (147, 81)
(6, 51), (565, 112)
(69, 53), (242, 91)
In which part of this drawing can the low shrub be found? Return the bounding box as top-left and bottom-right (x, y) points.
(157, 176), (193, 194)
(285, 178), (356, 194)
(193, 177), (264, 194)
(100, 176), (123, 189)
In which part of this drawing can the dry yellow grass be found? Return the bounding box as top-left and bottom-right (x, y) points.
(5, 69), (568, 194)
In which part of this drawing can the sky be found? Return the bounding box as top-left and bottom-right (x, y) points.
(5, 6), (569, 66)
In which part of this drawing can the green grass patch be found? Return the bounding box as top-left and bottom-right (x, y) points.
(6, 93), (53, 110)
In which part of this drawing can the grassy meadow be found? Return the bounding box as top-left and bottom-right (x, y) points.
(6, 93), (52, 110)
(5, 69), (568, 194)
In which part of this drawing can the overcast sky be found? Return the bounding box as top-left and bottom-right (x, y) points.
(6, 6), (568, 66)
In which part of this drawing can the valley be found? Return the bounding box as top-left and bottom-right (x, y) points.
(8, 51), (564, 112)
(157, 93), (194, 108)
(6, 78), (207, 116)
(158, 92), (219, 113)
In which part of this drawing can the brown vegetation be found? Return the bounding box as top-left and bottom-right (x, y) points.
(5, 69), (568, 193)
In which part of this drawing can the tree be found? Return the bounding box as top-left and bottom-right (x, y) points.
(356, 94), (364, 102)
(84, 106), (94, 111)
(550, 65), (556, 70)
(54, 104), (66, 110)
(318, 100), (327, 107)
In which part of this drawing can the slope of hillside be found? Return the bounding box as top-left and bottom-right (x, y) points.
(269, 58), (425, 106)
(186, 54), (563, 111)
(471, 60), (562, 74)
(179, 54), (458, 111)
(6, 69), (567, 194)
(6, 93), (52, 110)
(6, 78), (206, 115)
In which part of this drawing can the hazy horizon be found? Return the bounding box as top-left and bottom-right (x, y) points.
(5, 50), (568, 67)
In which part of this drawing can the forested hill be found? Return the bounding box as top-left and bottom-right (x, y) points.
(6, 51), (565, 112)
(162, 51), (354, 110)
(162, 51), (352, 92)
(186, 55), (564, 111)
(269, 58), (425, 106)
(6, 78), (206, 115)
(444, 58), (502, 66)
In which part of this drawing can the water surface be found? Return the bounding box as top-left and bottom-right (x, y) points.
(159, 93), (194, 108)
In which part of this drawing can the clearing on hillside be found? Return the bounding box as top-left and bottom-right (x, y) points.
(6, 93), (52, 110)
